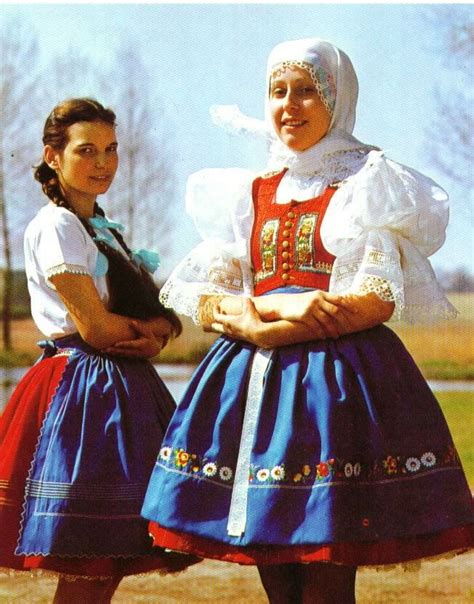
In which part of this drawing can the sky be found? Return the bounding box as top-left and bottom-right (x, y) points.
(2, 2), (473, 276)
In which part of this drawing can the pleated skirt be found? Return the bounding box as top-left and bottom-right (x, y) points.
(0, 334), (199, 578)
(142, 324), (472, 566)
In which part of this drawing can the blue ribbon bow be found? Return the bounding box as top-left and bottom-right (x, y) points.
(131, 248), (160, 274)
(89, 216), (125, 232)
(89, 216), (159, 274)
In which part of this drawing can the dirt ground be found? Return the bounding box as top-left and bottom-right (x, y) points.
(1, 552), (473, 603)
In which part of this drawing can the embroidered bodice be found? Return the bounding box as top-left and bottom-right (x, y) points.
(251, 171), (336, 296)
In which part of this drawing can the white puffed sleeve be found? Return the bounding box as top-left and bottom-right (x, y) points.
(32, 208), (94, 289)
(159, 168), (256, 323)
(321, 150), (457, 322)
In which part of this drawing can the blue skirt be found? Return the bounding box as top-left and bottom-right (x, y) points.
(142, 324), (472, 563)
(2, 333), (176, 562)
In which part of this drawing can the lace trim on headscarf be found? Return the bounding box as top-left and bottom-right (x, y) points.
(270, 60), (336, 115)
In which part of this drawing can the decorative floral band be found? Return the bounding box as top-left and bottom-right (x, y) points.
(156, 444), (461, 488)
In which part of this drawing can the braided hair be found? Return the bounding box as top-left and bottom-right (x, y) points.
(34, 98), (181, 336)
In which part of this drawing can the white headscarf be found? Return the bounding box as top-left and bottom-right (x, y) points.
(211, 38), (377, 179)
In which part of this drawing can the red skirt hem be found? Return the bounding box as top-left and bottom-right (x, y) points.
(16, 551), (199, 578)
(148, 522), (473, 566)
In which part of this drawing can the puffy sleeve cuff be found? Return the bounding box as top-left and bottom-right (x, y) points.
(35, 209), (91, 289)
(160, 168), (256, 323)
(321, 150), (457, 322)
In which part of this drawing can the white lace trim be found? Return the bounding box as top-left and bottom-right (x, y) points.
(227, 348), (273, 537)
(159, 280), (202, 325)
(45, 263), (90, 290)
(268, 146), (371, 183)
(159, 241), (253, 325)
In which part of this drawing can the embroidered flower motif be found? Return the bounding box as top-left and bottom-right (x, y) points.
(344, 463), (353, 478)
(316, 462), (329, 479)
(219, 466), (233, 481)
(175, 449), (191, 468)
(160, 444), (454, 488)
(203, 462), (218, 477)
(421, 452), (436, 467)
(271, 465), (285, 481)
(383, 455), (398, 475)
(256, 468), (270, 482)
(406, 457), (421, 473)
(159, 446), (172, 461)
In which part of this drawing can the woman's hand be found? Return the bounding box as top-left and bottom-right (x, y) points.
(211, 298), (266, 345)
(212, 297), (329, 348)
(211, 291), (394, 348)
(50, 272), (174, 356)
(254, 290), (359, 338)
(103, 320), (168, 359)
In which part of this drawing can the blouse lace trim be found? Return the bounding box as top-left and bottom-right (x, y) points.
(45, 263), (90, 290)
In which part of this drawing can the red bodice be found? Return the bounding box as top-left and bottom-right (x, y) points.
(250, 170), (337, 296)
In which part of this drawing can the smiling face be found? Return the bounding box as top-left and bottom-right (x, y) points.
(45, 120), (118, 208)
(269, 65), (331, 152)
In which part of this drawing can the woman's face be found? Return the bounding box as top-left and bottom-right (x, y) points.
(46, 120), (118, 204)
(269, 66), (331, 152)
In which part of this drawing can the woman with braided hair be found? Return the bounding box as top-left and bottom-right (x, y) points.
(0, 98), (198, 602)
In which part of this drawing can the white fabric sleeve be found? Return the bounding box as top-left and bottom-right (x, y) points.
(321, 150), (457, 323)
(159, 168), (256, 323)
(34, 209), (91, 289)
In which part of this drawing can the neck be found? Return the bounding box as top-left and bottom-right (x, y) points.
(69, 197), (96, 219)
(59, 185), (96, 218)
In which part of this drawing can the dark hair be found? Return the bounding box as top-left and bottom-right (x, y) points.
(34, 98), (181, 336)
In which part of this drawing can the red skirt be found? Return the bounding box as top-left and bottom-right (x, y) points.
(149, 522), (472, 567)
(0, 351), (198, 579)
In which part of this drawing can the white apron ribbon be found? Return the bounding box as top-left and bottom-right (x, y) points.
(227, 348), (273, 537)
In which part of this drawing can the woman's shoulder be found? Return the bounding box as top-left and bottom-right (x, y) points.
(25, 203), (89, 245)
(322, 150), (450, 258)
(340, 150), (447, 198)
(186, 167), (256, 238)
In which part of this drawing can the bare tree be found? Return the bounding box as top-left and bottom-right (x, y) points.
(103, 44), (178, 264)
(0, 20), (41, 349)
(426, 7), (474, 211)
(43, 50), (103, 109)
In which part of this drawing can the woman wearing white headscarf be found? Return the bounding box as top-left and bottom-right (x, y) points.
(140, 39), (472, 602)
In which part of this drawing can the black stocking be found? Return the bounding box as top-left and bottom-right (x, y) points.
(258, 563), (302, 603)
(300, 563), (357, 604)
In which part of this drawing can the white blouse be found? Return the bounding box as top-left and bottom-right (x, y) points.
(24, 203), (109, 338)
(160, 151), (456, 324)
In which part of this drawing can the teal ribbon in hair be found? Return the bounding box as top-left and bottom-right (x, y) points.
(89, 215), (125, 232)
(131, 249), (160, 274)
(89, 216), (159, 274)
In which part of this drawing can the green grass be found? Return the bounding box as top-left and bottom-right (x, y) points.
(0, 349), (37, 368)
(437, 391), (474, 485)
(420, 360), (474, 380)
